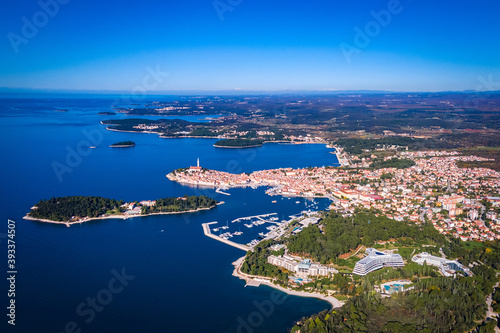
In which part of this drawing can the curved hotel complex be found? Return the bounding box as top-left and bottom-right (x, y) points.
(353, 248), (405, 276)
(412, 252), (473, 277)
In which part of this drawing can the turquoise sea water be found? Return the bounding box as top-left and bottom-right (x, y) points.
(0, 96), (339, 333)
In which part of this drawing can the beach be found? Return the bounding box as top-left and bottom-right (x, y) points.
(231, 256), (343, 308)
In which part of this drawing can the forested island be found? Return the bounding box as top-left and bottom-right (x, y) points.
(25, 195), (218, 224)
(213, 138), (264, 148)
(110, 141), (135, 147)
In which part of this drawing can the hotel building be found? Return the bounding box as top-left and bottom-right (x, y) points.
(412, 252), (473, 277)
(353, 248), (405, 276)
(267, 255), (338, 277)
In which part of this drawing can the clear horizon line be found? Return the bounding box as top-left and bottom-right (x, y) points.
(1, 87), (498, 95)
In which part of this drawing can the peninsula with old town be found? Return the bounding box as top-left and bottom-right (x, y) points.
(169, 150), (500, 243)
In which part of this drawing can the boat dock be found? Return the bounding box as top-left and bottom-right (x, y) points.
(231, 212), (278, 223)
(202, 222), (250, 252)
(215, 188), (231, 196)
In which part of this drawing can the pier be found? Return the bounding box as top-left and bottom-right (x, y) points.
(215, 188), (231, 196)
(202, 222), (250, 252)
(231, 212), (278, 223)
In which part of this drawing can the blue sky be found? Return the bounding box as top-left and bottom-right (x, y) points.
(1, 0), (499, 92)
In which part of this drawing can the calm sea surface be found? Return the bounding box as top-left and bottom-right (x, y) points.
(0, 96), (339, 333)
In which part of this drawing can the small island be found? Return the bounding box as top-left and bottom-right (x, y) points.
(24, 195), (219, 225)
(110, 141), (135, 148)
(98, 112), (116, 115)
(214, 138), (264, 148)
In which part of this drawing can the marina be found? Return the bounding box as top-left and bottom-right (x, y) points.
(203, 212), (285, 250)
(203, 210), (323, 251)
(202, 222), (250, 252)
(231, 212), (279, 224)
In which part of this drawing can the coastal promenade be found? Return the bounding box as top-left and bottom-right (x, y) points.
(231, 257), (343, 308)
(202, 222), (250, 251)
(201, 218), (342, 308)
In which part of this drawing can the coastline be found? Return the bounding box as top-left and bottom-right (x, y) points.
(167, 173), (263, 190)
(212, 140), (330, 149)
(231, 256), (343, 309)
(213, 143), (263, 149)
(103, 125), (335, 149)
(167, 173), (337, 199)
(23, 203), (222, 226)
(105, 126), (160, 135)
(104, 126), (258, 141)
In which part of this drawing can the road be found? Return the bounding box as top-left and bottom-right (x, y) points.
(485, 279), (499, 332)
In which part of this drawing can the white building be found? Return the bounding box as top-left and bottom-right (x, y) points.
(412, 252), (473, 277)
(268, 254), (297, 272)
(468, 210), (479, 220)
(353, 248), (404, 276)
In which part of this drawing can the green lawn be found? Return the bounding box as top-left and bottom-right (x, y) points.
(463, 241), (483, 250)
